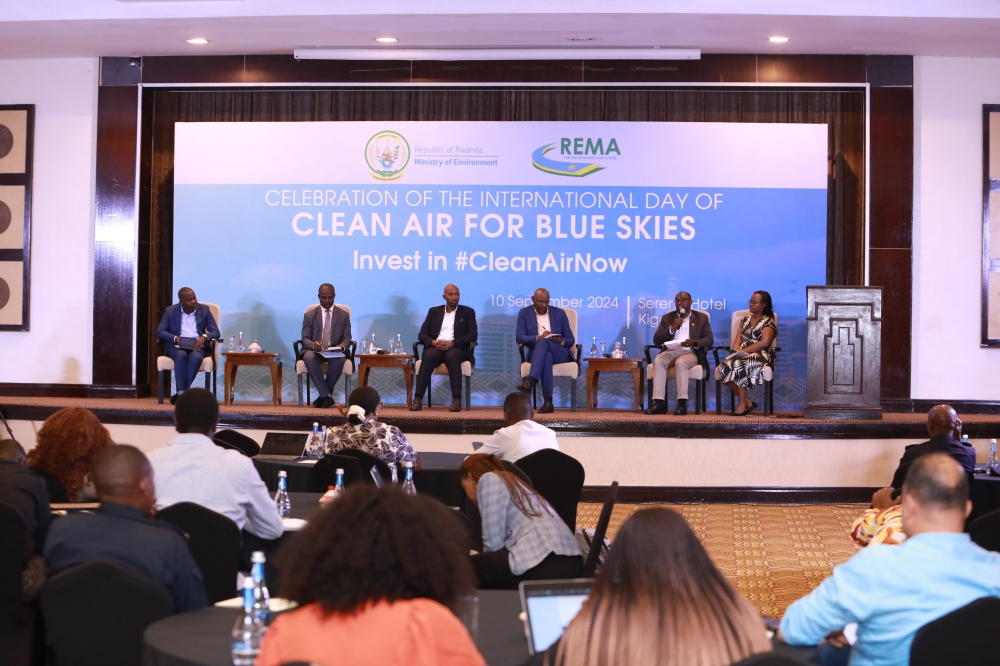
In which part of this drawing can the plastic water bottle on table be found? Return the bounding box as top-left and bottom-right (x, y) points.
(273, 471), (291, 516)
(250, 551), (272, 628)
(401, 461), (417, 495)
(231, 577), (263, 666)
(988, 439), (998, 471)
(236, 331), (245, 352)
(590, 337), (599, 357)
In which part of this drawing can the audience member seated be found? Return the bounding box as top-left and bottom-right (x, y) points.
(325, 386), (419, 469)
(0, 439), (51, 553)
(257, 486), (484, 666)
(27, 407), (113, 502)
(888, 404), (975, 490)
(528, 507), (772, 666)
(44, 445), (208, 612)
(477, 392), (559, 463)
(148, 389), (283, 542)
(460, 453), (582, 589)
(779, 454), (1000, 666)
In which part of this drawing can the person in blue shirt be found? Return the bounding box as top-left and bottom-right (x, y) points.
(779, 453), (1000, 666)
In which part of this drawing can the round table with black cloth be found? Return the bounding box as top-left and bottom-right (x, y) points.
(970, 465), (1000, 523)
(254, 451), (469, 506)
(143, 589), (530, 666)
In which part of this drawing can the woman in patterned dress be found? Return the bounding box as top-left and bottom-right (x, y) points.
(325, 386), (419, 469)
(717, 291), (777, 416)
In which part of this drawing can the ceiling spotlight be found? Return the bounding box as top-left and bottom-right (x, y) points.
(186, 38), (209, 44)
(375, 37), (398, 43)
(769, 36), (789, 43)
(569, 37), (594, 42)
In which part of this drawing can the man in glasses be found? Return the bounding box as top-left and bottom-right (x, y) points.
(645, 291), (713, 415)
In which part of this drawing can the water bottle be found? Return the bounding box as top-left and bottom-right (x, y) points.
(600, 341), (607, 356)
(274, 471), (291, 516)
(389, 462), (398, 485)
(370, 333), (377, 354)
(250, 551), (272, 628)
(988, 439), (998, 471)
(590, 337), (599, 358)
(396, 333), (404, 354)
(401, 461), (417, 496)
(231, 577), (263, 665)
(306, 422), (322, 458)
(237, 331), (245, 352)
(621, 336), (629, 357)
(962, 434), (970, 445)
(229, 335), (235, 352)
(320, 425), (328, 448)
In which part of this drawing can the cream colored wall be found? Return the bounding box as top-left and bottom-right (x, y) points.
(10, 419), (987, 487)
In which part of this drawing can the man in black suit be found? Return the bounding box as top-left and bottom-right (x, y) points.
(301, 283), (352, 409)
(411, 284), (477, 412)
(645, 292), (714, 415)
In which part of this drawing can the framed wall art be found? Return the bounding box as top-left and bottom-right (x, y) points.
(0, 104), (33, 331)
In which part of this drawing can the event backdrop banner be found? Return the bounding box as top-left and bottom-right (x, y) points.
(174, 121), (827, 409)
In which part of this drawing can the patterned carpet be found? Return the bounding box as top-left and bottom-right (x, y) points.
(576, 502), (865, 617)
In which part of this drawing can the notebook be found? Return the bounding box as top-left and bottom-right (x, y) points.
(519, 578), (594, 655)
(254, 432), (309, 460)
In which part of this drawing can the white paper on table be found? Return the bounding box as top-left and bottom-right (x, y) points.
(296, 459), (319, 465)
(282, 517), (307, 531)
(215, 597), (299, 612)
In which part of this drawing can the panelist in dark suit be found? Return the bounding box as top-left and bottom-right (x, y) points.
(300, 283), (352, 409)
(411, 284), (478, 413)
(156, 287), (220, 405)
(515, 288), (575, 414)
(645, 291), (714, 416)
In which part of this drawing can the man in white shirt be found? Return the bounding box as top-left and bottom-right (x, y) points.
(478, 392), (560, 462)
(412, 284), (478, 412)
(645, 291), (713, 416)
(147, 389), (283, 543)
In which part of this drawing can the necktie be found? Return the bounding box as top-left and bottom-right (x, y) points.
(322, 309), (332, 348)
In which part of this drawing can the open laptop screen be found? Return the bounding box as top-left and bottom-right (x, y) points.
(519, 579), (593, 655)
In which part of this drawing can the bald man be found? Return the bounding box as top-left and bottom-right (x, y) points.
(44, 445), (207, 612)
(412, 284), (478, 412)
(887, 404), (976, 491)
(156, 287), (220, 405)
(780, 454), (1000, 666)
(515, 288), (575, 413)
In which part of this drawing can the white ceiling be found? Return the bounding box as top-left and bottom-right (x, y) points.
(4, 0), (1000, 59)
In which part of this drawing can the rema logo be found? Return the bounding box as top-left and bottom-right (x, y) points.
(531, 137), (620, 177)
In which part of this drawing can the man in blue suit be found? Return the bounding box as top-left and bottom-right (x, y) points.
(515, 288), (575, 413)
(156, 287), (220, 405)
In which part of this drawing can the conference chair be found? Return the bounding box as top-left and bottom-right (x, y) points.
(40, 559), (174, 666)
(643, 309), (711, 414)
(156, 301), (221, 404)
(516, 449), (586, 531)
(518, 308), (582, 411)
(157, 502), (241, 604)
(0, 503), (33, 666)
(335, 448), (392, 484)
(909, 596), (1000, 666)
(967, 508), (1000, 552)
(412, 341), (477, 410)
(294, 303), (356, 407)
(713, 309), (780, 416)
(582, 481), (618, 578)
(308, 454), (366, 492)
(213, 429), (261, 457)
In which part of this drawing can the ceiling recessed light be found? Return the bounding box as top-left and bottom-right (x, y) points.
(186, 38), (209, 44)
(769, 36), (789, 43)
(569, 37), (594, 42)
(375, 37), (398, 43)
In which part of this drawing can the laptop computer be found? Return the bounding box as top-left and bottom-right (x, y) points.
(254, 432), (309, 460)
(519, 578), (594, 656)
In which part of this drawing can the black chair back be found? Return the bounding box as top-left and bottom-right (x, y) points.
(515, 449), (586, 530)
(909, 596), (1000, 666)
(213, 429), (261, 457)
(309, 455), (366, 492)
(335, 449), (392, 485)
(0, 503), (28, 657)
(502, 460), (533, 486)
(40, 559), (174, 666)
(730, 655), (810, 666)
(583, 482), (618, 578)
(157, 502), (240, 604)
(968, 508), (1000, 553)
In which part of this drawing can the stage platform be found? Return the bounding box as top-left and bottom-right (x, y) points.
(3, 395), (1000, 439)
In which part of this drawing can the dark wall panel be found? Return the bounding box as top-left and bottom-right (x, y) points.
(758, 55), (867, 83)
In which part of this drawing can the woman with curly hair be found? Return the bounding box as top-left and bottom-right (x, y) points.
(257, 486), (484, 666)
(528, 508), (772, 666)
(27, 407), (113, 502)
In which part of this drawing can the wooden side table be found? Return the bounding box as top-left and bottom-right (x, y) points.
(585, 357), (644, 411)
(222, 352), (282, 406)
(356, 353), (415, 407)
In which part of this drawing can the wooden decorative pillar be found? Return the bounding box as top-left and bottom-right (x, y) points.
(804, 286), (883, 420)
